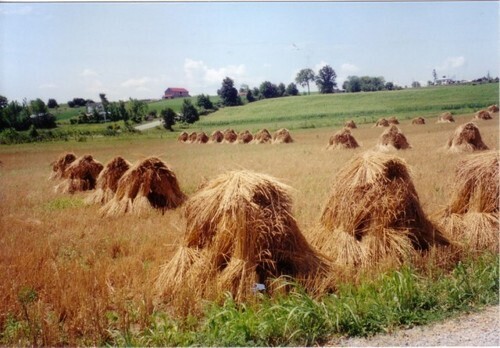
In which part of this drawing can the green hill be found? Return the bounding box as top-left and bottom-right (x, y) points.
(196, 84), (499, 131)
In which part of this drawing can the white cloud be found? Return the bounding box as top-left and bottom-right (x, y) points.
(120, 77), (154, 89)
(340, 63), (360, 74)
(184, 58), (247, 93)
(437, 56), (466, 71)
(0, 6), (32, 16)
(81, 68), (99, 77)
(313, 60), (330, 72)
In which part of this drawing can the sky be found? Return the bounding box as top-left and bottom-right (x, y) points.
(0, 1), (498, 103)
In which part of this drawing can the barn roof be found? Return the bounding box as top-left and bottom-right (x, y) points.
(165, 87), (189, 93)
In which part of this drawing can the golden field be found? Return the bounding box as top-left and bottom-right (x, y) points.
(0, 113), (498, 345)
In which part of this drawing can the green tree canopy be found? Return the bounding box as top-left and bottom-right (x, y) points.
(218, 77), (242, 106)
(161, 107), (177, 131)
(295, 68), (315, 94)
(180, 99), (199, 124)
(315, 65), (337, 94)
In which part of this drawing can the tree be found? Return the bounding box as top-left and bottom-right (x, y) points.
(127, 98), (148, 123)
(0, 95), (8, 110)
(315, 65), (337, 94)
(295, 68), (315, 95)
(277, 83), (286, 97)
(47, 99), (59, 109)
(343, 76), (361, 92)
(259, 81), (279, 99)
(432, 69), (438, 84)
(218, 77), (242, 106)
(196, 94), (214, 110)
(252, 87), (261, 100)
(385, 81), (395, 91)
(180, 99), (199, 124)
(286, 83), (299, 96)
(246, 90), (256, 103)
(161, 107), (176, 131)
(411, 81), (421, 88)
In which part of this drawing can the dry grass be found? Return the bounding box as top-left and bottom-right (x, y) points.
(387, 116), (399, 125)
(188, 132), (197, 143)
(100, 157), (186, 216)
(310, 151), (448, 269)
(223, 129), (237, 143)
(54, 155), (103, 194)
(445, 122), (489, 153)
(0, 113), (497, 345)
(436, 151), (499, 252)
(177, 131), (188, 143)
(84, 156), (131, 205)
(157, 170), (329, 305)
(487, 104), (499, 113)
(327, 128), (359, 150)
(377, 125), (411, 151)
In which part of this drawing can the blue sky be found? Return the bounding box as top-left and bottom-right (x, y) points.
(1, 1), (498, 102)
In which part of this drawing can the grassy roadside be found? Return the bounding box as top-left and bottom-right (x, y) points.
(105, 252), (498, 346)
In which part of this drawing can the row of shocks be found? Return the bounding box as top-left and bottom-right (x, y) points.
(177, 128), (294, 144)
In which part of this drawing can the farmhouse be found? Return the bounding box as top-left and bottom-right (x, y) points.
(163, 87), (190, 99)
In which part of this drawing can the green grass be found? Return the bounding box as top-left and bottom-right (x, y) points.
(195, 84), (499, 131)
(105, 252), (499, 347)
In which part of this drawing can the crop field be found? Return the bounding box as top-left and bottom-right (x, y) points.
(0, 89), (499, 345)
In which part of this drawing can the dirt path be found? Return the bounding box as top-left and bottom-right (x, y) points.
(330, 305), (499, 346)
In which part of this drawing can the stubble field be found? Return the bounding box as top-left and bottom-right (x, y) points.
(0, 111), (498, 345)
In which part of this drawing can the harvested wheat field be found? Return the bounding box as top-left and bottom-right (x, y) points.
(0, 111), (498, 346)
(54, 155), (103, 194)
(377, 125), (411, 150)
(100, 157), (186, 216)
(84, 156), (131, 205)
(310, 151), (448, 269)
(436, 151), (499, 252)
(49, 152), (77, 180)
(438, 112), (455, 123)
(474, 110), (492, 120)
(157, 170), (329, 304)
(327, 127), (359, 150)
(446, 122), (489, 153)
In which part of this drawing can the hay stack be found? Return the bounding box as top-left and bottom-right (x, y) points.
(377, 125), (411, 150)
(50, 152), (77, 180)
(446, 122), (489, 153)
(436, 151), (498, 252)
(253, 129), (272, 144)
(438, 112), (455, 123)
(487, 104), (499, 113)
(210, 130), (224, 143)
(374, 118), (389, 127)
(177, 132), (189, 143)
(55, 155), (103, 194)
(187, 132), (197, 143)
(100, 157), (186, 216)
(387, 116), (399, 125)
(272, 128), (293, 144)
(411, 117), (426, 125)
(84, 156), (131, 205)
(474, 110), (492, 120)
(237, 130), (253, 144)
(223, 129), (237, 143)
(157, 170), (328, 302)
(344, 120), (357, 129)
(311, 151), (448, 268)
(327, 128), (359, 150)
(195, 131), (209, 144)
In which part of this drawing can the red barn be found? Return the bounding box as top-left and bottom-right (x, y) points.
(163, 88), (190, 99)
